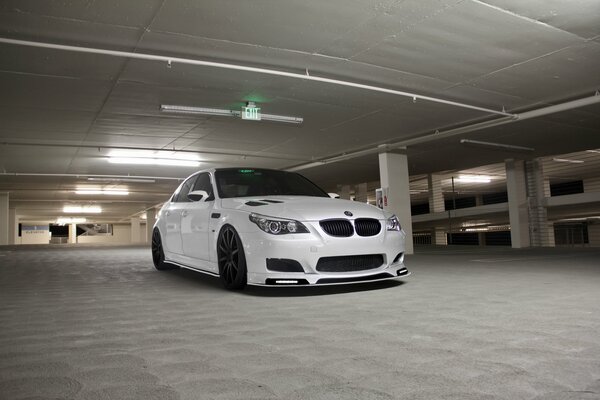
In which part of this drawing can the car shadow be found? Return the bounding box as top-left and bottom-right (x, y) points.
(164, 268), (406, 296)
(242, 279), (406, 297)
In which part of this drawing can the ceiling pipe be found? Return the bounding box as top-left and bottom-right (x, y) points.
(0, 37), (513, 117)
(286, 92), (600, 171)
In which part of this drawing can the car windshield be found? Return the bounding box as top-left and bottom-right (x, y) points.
(215, 168), (329, 198)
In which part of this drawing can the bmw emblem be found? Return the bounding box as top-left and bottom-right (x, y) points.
(344, 211), (353, 217)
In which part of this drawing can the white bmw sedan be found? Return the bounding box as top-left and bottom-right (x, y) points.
(152, 168), (409, 290)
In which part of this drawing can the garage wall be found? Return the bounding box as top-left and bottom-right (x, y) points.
(588, 222), (600, 247)
(77, 223), (147, 244)
(21, 225), (50, 244)
(584, 177), (600, 193)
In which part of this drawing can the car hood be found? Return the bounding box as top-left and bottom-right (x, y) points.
(219, 196), (388, 221)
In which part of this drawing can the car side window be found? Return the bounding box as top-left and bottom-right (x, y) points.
(192, 173), (215, 201)
(173, 175), (197, 203)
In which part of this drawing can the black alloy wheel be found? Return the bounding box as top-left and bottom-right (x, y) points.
(152, 229), (177, 270)
(217, 225), (247, 290)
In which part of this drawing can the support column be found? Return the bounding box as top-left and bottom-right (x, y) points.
(505, 159), (530, 248)
(8, 208), (16, 245)
(427, 175), (447, 245)
(146, 209), (156, 243)
(338, 185), (351, 200)
(68, 223), (77, 244)
(355, 183), (368, 203)
(0, 193), (8, 245)
(379, 151), (413, 254)
(427, 174), (445, 213)
(131, 217), (141, 243)
(526, 159), (554, 247)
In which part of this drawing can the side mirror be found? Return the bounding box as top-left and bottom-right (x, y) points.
(188, 190), (209, 202)
(328, 193), (340, 199)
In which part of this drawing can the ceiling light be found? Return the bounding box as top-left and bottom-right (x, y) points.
(108, 157), (200, 167)
(63, 205), (102, 213)
(161, 104), (237, 117)
(107, 149), (201, 167)
(455, 175), (492, 183)
(75, 189), (129, 195)
(56, 217), (87, 225)
(552, 158), (584, 164)
(161, 104), (303, 124)
(460, 139), (534, 152)
(87, 177), (155, 183)
(586, 149), (600, 154)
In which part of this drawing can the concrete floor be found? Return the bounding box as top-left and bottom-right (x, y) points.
(0, 244), (599, 400)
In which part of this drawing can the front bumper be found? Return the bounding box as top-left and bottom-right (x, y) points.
(239, 223), (409, 286)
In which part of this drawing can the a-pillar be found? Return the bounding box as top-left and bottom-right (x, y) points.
(0, 193), (8, 245)
(505, 159), (530, 248)
(131, 217), (141, 243)
(68, 223), (77, 244)
(355, 183), (368, 203)
(379, 150), (413, 254)
(427, 174), (447, 245)
(146, 209), (156, 243)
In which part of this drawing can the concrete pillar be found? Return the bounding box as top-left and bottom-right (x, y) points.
(379, 151), (413, 254)
(339, 185), (351, 200)
(427, 174), (445, 213)
(526, 159), (554, 247)
(0, 193), (8, 245)
(505, 159), (530, 248)
(354, 183), (368, 203)
(146, 209), (156, 243)
(427, 175), (446, 245)
(432, 228), (447, 245)
(8, 208), (16, 245)
(68, 223), (77, 244)
(131, 217), (141, 243)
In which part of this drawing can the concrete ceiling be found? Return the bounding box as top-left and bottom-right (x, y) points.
(0, 0), (599, 222)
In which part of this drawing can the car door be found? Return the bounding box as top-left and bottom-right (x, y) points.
(164, 175), (197, 255)
(182, 172), (215, 262)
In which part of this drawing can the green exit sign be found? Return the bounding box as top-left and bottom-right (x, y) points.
(242, 106), (261, 121)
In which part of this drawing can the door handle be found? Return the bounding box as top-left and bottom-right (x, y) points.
(181, 210), (188, 217)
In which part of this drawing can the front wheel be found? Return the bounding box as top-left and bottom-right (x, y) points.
(217, 225), (247, 290)
(152, 229), (177, 271)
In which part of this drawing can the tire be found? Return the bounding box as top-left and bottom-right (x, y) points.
(152, 228), (177, 271)
(217, 225), (247, 290)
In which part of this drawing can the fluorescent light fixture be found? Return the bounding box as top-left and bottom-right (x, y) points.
(455, 175), (492, 183)
(107, 149), (201, 167)
(552, 158), (584, 164)
(63, 205), (102, 213)
(586, 149), (600, 154)
(161, 104), (303, 124)
(75, 189), (129, 195)
(460, 139), (534, 152)
(87, 177), (155, 183)
(108, 157), (200, 167)
(56, 217), (87, 225)
(161, 104), (237, 117)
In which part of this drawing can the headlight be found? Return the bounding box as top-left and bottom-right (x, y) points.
(386, 215), (401, 231)
(249, 213), (309, 235)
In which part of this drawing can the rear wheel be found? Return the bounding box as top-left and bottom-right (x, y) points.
(217, 225), (247, 290)
(152, 229), (177, 270)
